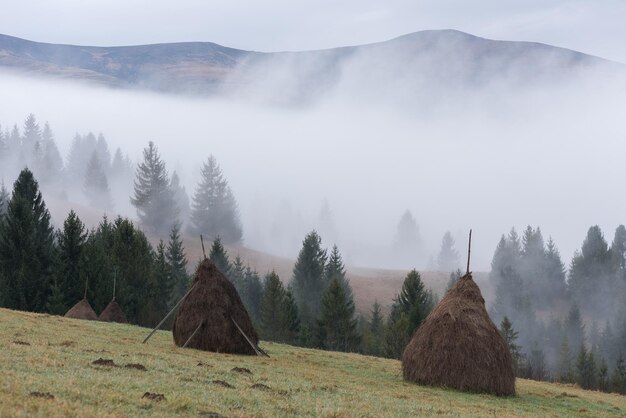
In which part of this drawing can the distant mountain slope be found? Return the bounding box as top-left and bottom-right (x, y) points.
(0, 30), (618, 100)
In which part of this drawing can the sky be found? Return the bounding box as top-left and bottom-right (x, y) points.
(1, 0), (626, 63)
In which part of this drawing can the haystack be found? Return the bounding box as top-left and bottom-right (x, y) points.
(98, 298), (128, 323)
(65, 298), (98, 321)
(172, 259), (259, 354)
(401, 273), (515, 396)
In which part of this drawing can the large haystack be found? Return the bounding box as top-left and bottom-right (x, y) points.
(172, 259), (259, 354)
(401, 273), (515, 396)
(98, 298), (128, 324)
(65, 298), (98, 321)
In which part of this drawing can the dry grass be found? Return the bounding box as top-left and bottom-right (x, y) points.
(1, 308), (625, 417)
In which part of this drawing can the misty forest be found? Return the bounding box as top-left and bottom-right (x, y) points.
(1, 113), (625, 395)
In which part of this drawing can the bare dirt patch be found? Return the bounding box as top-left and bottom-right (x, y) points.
(29, 391), (54, 400)
(125, 363), (147, 371)
(12, 340), (30, 346)
(212, 380), (234, 389)
(92, 358), (116, 367)
(197, 361), (212, 368)
(142, 392), (165, 402)
(251, 383), (272, 391)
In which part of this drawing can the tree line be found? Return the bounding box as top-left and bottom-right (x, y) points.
(491, 226), (626, 394)
(0, 115), (243, 245)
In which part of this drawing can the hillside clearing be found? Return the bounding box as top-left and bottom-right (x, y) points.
(0, 308), (624, 417)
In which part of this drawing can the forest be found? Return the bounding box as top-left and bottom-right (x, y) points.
(0, 114), (625, 396)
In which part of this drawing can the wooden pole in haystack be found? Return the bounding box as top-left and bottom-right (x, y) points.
(183, 320), (205, 348)
(142, 282), (198, 343)
(466, 229), (472, 275)
(200, 235), (207, 260)
(231, 317), (270, 357)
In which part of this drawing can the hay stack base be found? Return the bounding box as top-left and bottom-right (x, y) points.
(65, 298), (98, 321)
(172, 259), (259, 355)
(98, 299), (128, 323)
(401, 273), (515, 396)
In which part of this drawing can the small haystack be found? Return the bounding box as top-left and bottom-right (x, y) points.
(65, 298), (98, 321)
(401, 273), (515, 396)
(172, 259), (259, 354)
(99, 298), (128, 323)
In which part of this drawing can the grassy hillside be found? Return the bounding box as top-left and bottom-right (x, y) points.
(1, 309), (624, 417)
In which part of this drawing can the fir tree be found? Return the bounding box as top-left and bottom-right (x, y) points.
(384, 312), (411, 359)
(151, 240), (174, 323)
(165, 224), (189, 304)
(260, 271), (286, 341)
(437, 231), (460, 272)
(84, 151), (113, 210)
(95, 133), (111, 172)
(446, 269), (462, 292)
(22, 114), (41, 163)
(611, 355), (626, 394)
(598, 357), (610, 392)
(170, 171), (191, 228)
(577, 344), (598, 390)
(57, 210), (88, 307)
(46, 277), (67, 315)
(317, 277), (360, 352)
(281, 287), (300, 344)
(230, 256), (246, 293)
(0, 168), (56, 312)
(325, 245), (353, 300)
(209, 237), (231, 278)
(190, 155), (242, 244)
(558, 335), (574, 383)
(566, 304), (586, 352)
(290, 231), (327, 326)
(242, 266), (263, 321)
(393, 210), (422, 264)
(364, 300), (384, 356)
(499, 316), (521, 374)
(131, 141), (179, 236)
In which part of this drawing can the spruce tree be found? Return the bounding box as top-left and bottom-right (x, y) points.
(558, 335), (574, 383)
(209, 237), (231, 278)
(170, 171), (191, 228)
(446, 269), (462, 292)
(190, 155), (242, 244)
(165, 224), (189, 304)
(260, 271), (286, 341)
(151, 240), (174, 322)
(131, 141), (179, 236)
(281, 287), (300, 344)
(84, 151), (113, 210)
(365, 301), (384, 356)
(0, 168), (56, 312)
(611, 355), (626, 394)
(57, 210), (88, 307)
(325, 245), (352, 300)
(393, 210), (422, 264)
(499, 316), (521, 374)
(566, 304), (586, 352)
(22, 114), (41, 163)
(437, 231), (460, 272)
(577, 345), (597, 390)
(317, 277), (360, 352)
(95, 133), (111, 172)
(230, 256), (246, 293)
(290, 231), (327, 326)
(242, 266), (263, 321)
(598, 358), (610, 392)
(384, 312), (411, 359)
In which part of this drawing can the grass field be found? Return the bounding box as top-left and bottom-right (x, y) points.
(1, 308), (624, 417)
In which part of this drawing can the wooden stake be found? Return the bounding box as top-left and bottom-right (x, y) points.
(142, 282), (197, 344)
(200, 235), (207, 260)
(466, 229), (472, 275)
(231, 317), (270, 357)
(183, 320), (204, 348)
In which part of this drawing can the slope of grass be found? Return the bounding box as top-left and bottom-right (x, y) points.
(0, 308), (624, 417)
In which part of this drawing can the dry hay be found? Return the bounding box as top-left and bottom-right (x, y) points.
(172, 259), (259, 355)
(98, 298), (128, 324)
(401, 273), (515, 396)
(65, 298), (98, 321)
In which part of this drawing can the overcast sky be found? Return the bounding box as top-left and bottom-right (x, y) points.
(2, 0), (626, 63)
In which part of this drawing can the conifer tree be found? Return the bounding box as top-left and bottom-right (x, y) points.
(317, 277), (360, 352)
(290, 231), (327, 326)
(611, 355), (626, 394)
(131, 141), (178, 236)
(46, 278), (67, 315)
(209, 237), (231, 278)
(499, 316), (521, 374)
(230, 256), (246, 292)
(558, 335), (574, 383)
(437, 231), (460, 272)
(384, 269), (435, 359)
(0, 168), (56, 312)
(260, 271), (286, 341)
(170, 171), (191, 228)
(393, 210), (422, 264)
(151, 240), (174, 320)
(325, 245), (353, 300)
(610, 225), (626, 280)
(190, 155), (242, 244)
(598, 358), (610, 392)
(95, 133), (111, 172)
(577, 344), (597, 390)
(446, 269), (462, 292)
(364, 301), (384, 356)
(84, 151), (113, 210)
(22, 114), (41, 163)
(57, 210), (88, 307)
(281, 287), (300, 344)
(242, 266), (263, 321)
(165, 224), (189, 304)
(566, 304), (586, 352)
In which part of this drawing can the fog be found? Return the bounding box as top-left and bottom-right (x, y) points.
(1, 49), (625, 271)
